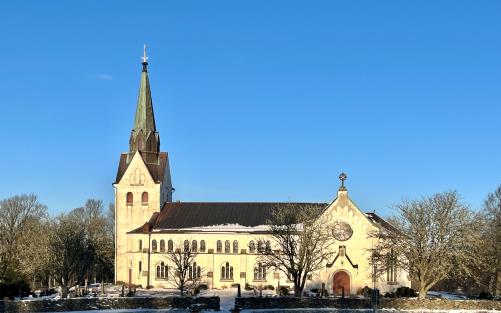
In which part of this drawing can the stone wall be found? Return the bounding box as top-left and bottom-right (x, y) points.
(381, 298), (501, 311)
(235, 297), (501, 311)
(2, 296), (219, 313)
(235, 297), (373, 310)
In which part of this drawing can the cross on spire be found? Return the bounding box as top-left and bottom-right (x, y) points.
(142, 44), (148, 72)
(339, 172), (347, 190)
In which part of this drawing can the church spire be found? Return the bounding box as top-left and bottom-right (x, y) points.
(129, 45), (160, 159)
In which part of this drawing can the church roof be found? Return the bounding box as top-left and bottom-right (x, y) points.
(129, 202), (328, 233)
(115, 151), (169, 184)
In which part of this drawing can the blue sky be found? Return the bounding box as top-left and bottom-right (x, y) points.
(0, 1), (500, 216)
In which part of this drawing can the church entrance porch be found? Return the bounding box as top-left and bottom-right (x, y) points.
(333, 270), (350, 297)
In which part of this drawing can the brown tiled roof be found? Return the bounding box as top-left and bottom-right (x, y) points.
(131, 202), (328, 232)
(115, 151), (168, 184)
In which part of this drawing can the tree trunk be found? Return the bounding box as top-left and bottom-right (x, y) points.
(418, 283), (428, 299)
(61, 286), (69, 298)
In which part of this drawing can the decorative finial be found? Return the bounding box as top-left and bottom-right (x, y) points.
(142, 44), (148, 72)
(339, 172), (347, 190)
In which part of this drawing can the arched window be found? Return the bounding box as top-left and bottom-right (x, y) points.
(217, 240), (222, 253)
(184, 240), (190, 252)
(168, 240), (173, 252)
(138, 261), (142, 274)
(141, 192), (149, 204)
(160, 240), (165, 252)
(189, 262), (201, 280)
(254, 263), (266, 280)
(249, 241), (256, 253)
(152, 240), (157, 252)
(139, 240), (142, 251)
(225, 240), (230, 253)
(192, 240), (197, 252)
(233, 240), (239, 254)
(200, 240), (206, 252)
(126, 192), (133, 205)
(257, 241), (264, 253)
(265, 240), (271, 252)
(221, 262), (233, 280)
(156, 261), (168, 279)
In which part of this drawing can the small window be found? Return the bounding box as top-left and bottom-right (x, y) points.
(192, 240), (197, 252)
(139, 261), (142, 273)
(225, 240), (230, 253)
(184, 240), (190, 252)
(139, 239), (142, 251)
(189, 262), (201, 280)
(141, 192), (149, 204)
(217, 240), (222, 253)
(265, 240), (271, 252)
(168, 240), (173, 252)
(160, 240), (165, 252)
(200, 240), (206, 252)
(126, 192), (133, 205)
(233, 240), (239, 254)
(249, 241), (256, 253)
(257, 241), (264, 253)
(152, 240), (157, 252)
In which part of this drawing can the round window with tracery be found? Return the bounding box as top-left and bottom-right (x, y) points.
(332, 222), (353, 241)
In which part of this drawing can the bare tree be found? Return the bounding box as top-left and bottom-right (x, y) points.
(256, 205), (335, 297)
(369, 191), (475, 299)
(49, 214), (88, 298)
(165, 241), (203, 296)
(0, 194), (48, 281)
(478, 185), (501, 296)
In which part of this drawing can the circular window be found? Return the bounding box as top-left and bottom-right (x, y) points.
(332, 222), (353, 241)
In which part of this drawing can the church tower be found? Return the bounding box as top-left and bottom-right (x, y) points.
(113, 46), (173, 283)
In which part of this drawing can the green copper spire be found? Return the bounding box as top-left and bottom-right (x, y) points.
(133, 45), (156, 133)
(129, 45), (160, 158)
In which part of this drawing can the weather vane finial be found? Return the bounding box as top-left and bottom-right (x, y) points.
(339, 172), (347, 190)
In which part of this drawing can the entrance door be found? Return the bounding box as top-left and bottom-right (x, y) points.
(333, 271), (350, 297)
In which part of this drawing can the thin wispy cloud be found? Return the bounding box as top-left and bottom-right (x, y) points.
(97, 73), (114, 81)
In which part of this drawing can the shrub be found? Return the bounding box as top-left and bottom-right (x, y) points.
(231, 283), (240, 288)
(359, 286), (380, 299)
(385, 292), (396, 298)
(478, 291), (493, 300)
(395, 287), (416, 298)
(245, 283), (254, 291)
(198, 284), (208, 290)
(310, 288), (319, 293)
(279, 286), (289, 296)
(266, 285), (275, 290)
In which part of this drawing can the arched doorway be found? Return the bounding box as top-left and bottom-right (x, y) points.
(333, 271), (350, 297)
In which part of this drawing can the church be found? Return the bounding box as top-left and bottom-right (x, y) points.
(113, 50), (411, 295)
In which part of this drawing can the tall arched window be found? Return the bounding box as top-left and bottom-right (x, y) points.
(138, 239), (142, 251)
(156, 262), (168, 279)
(217, 240), (222, 253)
(189, 262), (201, 280)
(233, 240), (239, 254)
(254, 263), (266, 280)
(192, 240), (197, 252)
(249, 241), (256, 253)
(184, 240), (190, 252)
(141, 192), (149, 204)
(221, 262), (233, 280)
(152, 240), (157, 252)
(200, 240), (206, 252)
(126, 192), (133, 205)
(160, 240), (165, 252)
(225, 240), (230, 253)
(257, 241), (264, 253)
(265, 240), (271, 252)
